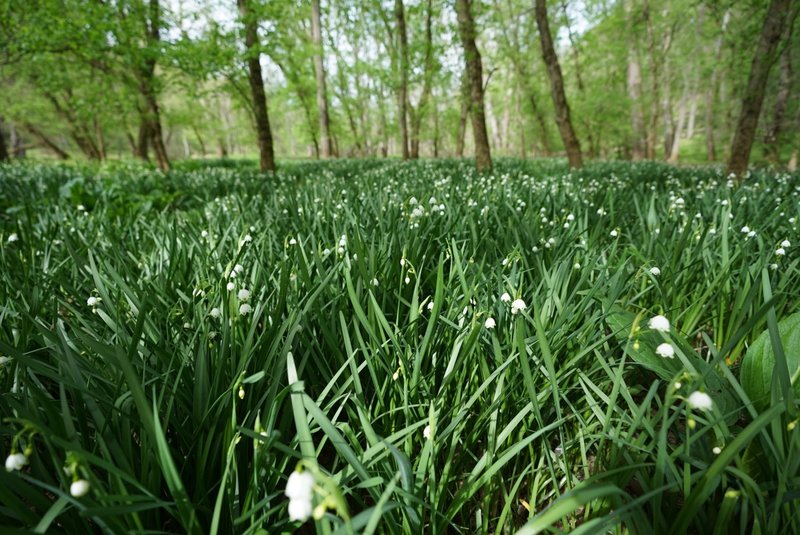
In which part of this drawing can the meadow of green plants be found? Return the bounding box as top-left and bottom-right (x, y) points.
(1, 159), (799, 534)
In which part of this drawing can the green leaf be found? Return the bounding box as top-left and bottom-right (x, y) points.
(741, 311), (800, 412)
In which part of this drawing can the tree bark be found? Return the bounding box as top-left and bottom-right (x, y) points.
(142, 0), (170, 170)
(0, 119), (8, 162)
(455, 0), (492, 172)
(534, 0), (582, 168)
(625, 0), (645, 160)
(456, 71), (470, 157)
(668, 91), (687, 163)
(311, 0), (333, 158)
(410, 0), (434, 159)
(136, 119), (150, 161)
(727, 0), (795, 177)
(764, 31), (792, 164)
(238, 0), (276, 172)
(394, 0), (410, 159)
(23, 123), (70, 160)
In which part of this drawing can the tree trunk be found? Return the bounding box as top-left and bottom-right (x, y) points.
(136, 119), (150, 161)
(238, 0), (276, 172)
(311, 0), (333, 157)
(456, 72), (470, 157)
(643, 2), (660, 159)
(410, 0), (434, 159)
(433, 97), (440, 157)
(764, 33), (792, 164)
(192, 125), (207, 156)
(395, 0), (410, 159)
(686, 93), (697, 139)
(142, 0), (170, 171)
(23, 123), (70, 160)
(727, 0), (794, 178)
(627, 53), (646, 160)
(625, 0), (645, 160)
(668, 92), (687, 163)
(455, 0), (492, 172)
(534, 0), (582, 168)
(0, 120), (8, 162)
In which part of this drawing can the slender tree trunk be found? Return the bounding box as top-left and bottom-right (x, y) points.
(410, 0), (434, 159)
(534, 0), (582, 168)
(238, 0), (276, 172)
(433, 97), (440, 157)
(136, 119), (150, 161)
(142, 0), (170, 170)
(627, 53), (646, 160)
(625, 0), (646, 160)
(311, 0), (333, 157)
(455, 0), (492, 171)
(192, 125), (207, 156)
(0, 120), (8, 162)
(23, 123), (70, 159)
(668, 91), (687, 163)
(727, 0), (794, 177)
(686, 93), (697, 139)
(764, 33), (792, 163)
(643, 2), (660, 159)
(395, 0), (410, 159)
(456, 72), (470, 157)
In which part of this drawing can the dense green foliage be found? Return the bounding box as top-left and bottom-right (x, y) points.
(1, 0), (798, 166)
(1, 159), (800, 533)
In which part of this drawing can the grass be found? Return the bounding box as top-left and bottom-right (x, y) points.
(0, 157), (799, 534)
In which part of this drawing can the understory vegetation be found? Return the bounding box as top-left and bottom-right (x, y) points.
(1, 159), (799, 533)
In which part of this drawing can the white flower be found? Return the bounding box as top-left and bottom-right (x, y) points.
(687, 391), (713, 411)
(239, 303), (252, 315)
(5, 453), (27, 472)
(781, 239), (791, 248)
(288, 497), (312, 522)
(289, 238), (297, 245)
(70, 479), (91, 497)
(656, 343), (675, 358)
(610, 229), (618, 237)
(484, 317), (496, 329)
(285, 471), (314, 521)
(500, 292), (511, 303)
(7, 233), (18, 243)
(712, 446), (722, 455)
(238, 289), (251, 301)
(776, 248), (786, 256)
(426, 301), (434, 311)
(201, 230), (209, 238)
(573, 263), (581, 270)
(371, 278), (379, 286)
(747, 230), (756, 238)
(740, 226), (750, 233)
(234, 264), (244, 273)
(423, 425), (431, 440)
(209, 308), (221, 319)
(511, 299), (527, 315)
(566, 214), (575, 221)
(243, 234), (253, 243)
(649, 267), (661, 276)
(226, 282), (235, 291)
(285, 471), (314, 499)
(404, 276), (411, 284)
(87, 296), (101, 307)
(400, 258), (405, 267)
(409, 196), (418, 205)
(648, 315), (670, 332)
